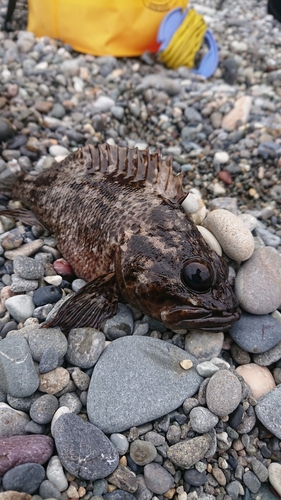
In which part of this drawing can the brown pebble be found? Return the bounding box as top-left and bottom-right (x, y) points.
(4, 240), (44, 260)
(180, 359), (193, 370)
(218, 170), (233, 185)
(0, 493), (31, 500)
(164, 488), (176, 499)
(35, 101), (54, 113)
(39, 367), (70, 394)
(212, 466), (226, 486)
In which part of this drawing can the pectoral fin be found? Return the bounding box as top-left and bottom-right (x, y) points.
(42, 272), (119, 331)
(0, 208), (45, 229)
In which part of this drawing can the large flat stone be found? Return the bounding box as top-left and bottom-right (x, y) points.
(87, 336), (202, 433)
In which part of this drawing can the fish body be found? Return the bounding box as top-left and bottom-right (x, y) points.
(3, 144), (240, 332)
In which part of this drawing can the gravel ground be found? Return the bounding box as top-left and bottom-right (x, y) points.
(0, 0), (281, 499)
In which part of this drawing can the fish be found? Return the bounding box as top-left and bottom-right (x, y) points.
(0, 143), (241, 332)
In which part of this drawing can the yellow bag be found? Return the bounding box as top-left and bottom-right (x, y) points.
(27, 0), (187, 57)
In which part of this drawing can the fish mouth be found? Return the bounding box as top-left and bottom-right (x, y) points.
(160, 306), (241, 332)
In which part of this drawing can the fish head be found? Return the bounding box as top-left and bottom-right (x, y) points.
(115, 221), (241, 332)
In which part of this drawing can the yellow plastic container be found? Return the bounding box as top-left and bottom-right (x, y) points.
(27, 0), (187, 57)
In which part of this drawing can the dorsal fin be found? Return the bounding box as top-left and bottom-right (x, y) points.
(83, 143), (187, 204)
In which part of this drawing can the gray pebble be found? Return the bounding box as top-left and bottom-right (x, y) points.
(2, 463), (45, 494)
(39, 347), (59, 373)
(24, 420), (46, 434)
(66, 327), (105, 368)
(189, 407), (219, 433)
(30, 394), (59, 424)
(13, 255), (44, 279)
(0, 334), (39, 397)
(53, 412), (119, 480)
(92, 478), (108, 495)
(102, 303), (134, 340)
(144, 431), (166, 447)
(46, 455), (68, 492)
(0, 403), (30, 436)
(185, 331), (224, 360)
(255, 385), (281, 438)
(87, 336), (201, 433)
(243, 470), (261, 494)
(253, 340), (281, 366)
(10, 275), (38, 293)
(226, 480), (241, 500)
(110, 433), (129, 455)
(251, 456), (268, 482)
(33, 304), (54, 321)
(111, 106), (125, 121)
(206, 370), (242, 417)
(70, 367), (90, 390)
(59, 392), (82, 414)
(39, 479), (61, 500)
(72, 278), (87, 292)
(130, 439), (157, 465)
(196, 361), (220, 377)
(28, 327), (68, 362)
(230, 312), (281, 353)
(143, 463), (174, 494)
(184, 468), (207, 486)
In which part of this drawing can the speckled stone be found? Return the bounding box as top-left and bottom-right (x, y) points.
(143, 463), (174, 494)
(184, 331), (224, 360)
(206, 370), (242, 417)
(167, 434), (211, 469)
(53, 413), (119, 480)
(87, 336), (202, 433)
(38, 368), (70, 394)
(189, 406), (219, 433)
(29, 394), (59, 424)
(255, 386), (281, 439)
(28, 328), (68, 362)
(0, 435), (54, 475)
(2, 463), (45, 494)
(0, 403), (30, 436)
(65, 328), (105, 369)
(129, 439), (157, 465)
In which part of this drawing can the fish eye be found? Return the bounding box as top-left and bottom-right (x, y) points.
(181, 260), (214, 292)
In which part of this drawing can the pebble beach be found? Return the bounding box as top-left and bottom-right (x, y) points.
(0, 0), (281, 499)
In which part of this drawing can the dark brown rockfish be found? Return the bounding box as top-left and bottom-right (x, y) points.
(2, 144), (240, 332)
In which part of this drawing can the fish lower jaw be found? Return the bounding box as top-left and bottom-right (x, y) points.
(160, 307), (241, 333)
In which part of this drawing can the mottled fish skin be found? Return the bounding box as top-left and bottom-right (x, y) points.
(5, 144), (241, 332)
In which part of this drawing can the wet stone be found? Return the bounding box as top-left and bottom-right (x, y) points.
(0, 334), (39, 397)
(66, 328), (105, 368)
(143, 463), (174, 495)
(29, 394), (59, 424)
(53, 412), (119, 480)
(87, 336), (202, 433)
(2, 463), (45, 494)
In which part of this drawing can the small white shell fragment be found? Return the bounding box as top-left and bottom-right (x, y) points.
(180, 359), (193, 370)
(197, 226), (222, 256)
(203, 209), (255, 261)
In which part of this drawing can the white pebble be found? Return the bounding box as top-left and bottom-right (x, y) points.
(181, 193), (200, 214)
(203, 209), (255, 261)
(268, 462), (281, 496)
(197, 226), (222, 256)
(214, 151), (229, 164)
(47, 455), (68, 491)
(5, 295), (35, 323)
(44, 275), (63, 286)
(238, 214), (258, 232)
(49, 145), (70, 157)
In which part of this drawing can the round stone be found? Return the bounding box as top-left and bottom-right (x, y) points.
(236, 364), (276, 399)
(28, 327), (68, 362)
(143, 463), (174, 494)
(203, 208), (254, 261)
(189, 406), (219, 433)
(13, 256), (44, 280)
(33, 285), (62, 306)
(214, 151), (229, 164)
(39, 368), (70, 394)
(110, 434), (129, 455)
(230, 312), (281, 353)
(234, 247), (281, 315)
(129, 439), (157, 465)
(5, 295), (35, 323)
(39, 479), (61, 500)
(30, 394), (59, 424)
(184, 469), (207, 486)
(2, 463), (45, 494)
(206, 370), (242, 417)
